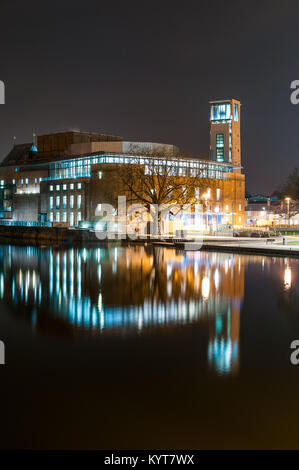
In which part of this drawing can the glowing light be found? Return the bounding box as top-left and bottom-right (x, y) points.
(284, 267), (292, 290)
(202, 276), (210, 300)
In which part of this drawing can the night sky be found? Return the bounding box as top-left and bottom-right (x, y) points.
(0, 0), (298, 194)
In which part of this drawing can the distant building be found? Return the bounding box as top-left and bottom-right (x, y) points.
(0, 100), (245, 231)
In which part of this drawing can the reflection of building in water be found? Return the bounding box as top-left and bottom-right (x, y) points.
(0, 245), (245, 374)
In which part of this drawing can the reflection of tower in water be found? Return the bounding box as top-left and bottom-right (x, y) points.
(206, 254), (244, 375)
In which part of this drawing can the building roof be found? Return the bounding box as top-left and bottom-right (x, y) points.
(0, 143), (36, 167)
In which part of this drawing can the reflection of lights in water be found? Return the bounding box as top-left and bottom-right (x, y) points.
(214, 269), (220, 290)
(284, 267), (292, 290)
(0, 273), (4, 299)
(166, 263), (172, 280)
(202, 277), (210, 300)
(98, 265), (101, 283)
(208, 338), (238, 375)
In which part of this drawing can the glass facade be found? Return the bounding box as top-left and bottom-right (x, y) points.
(47, 154), (234, 182)
(210, 103), (231, 121)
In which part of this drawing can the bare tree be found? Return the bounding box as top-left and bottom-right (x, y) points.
(118, 150), (217, 235)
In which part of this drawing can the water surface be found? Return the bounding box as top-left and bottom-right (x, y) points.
(0, 244), (298, 449)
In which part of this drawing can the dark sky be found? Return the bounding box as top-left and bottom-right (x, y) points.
(0, 0), (298, 194)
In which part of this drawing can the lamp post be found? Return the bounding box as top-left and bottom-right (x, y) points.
(285, 197), (291, 226)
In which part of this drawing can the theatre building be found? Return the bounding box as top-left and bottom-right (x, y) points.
(0, 99), (245, 232)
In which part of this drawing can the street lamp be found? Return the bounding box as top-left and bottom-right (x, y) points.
(285, 197), (291, 226)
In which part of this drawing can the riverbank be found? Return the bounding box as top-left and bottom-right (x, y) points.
(1, 225), (299, 257)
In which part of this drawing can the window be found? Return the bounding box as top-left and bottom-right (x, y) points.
(216, 134), (224, 162)
(21, 179), (24, 185)
(63, 212), (67, 222)
(214, 206), (220, 213)
(35, 178), (38, 184)
(63, 195), (67, 209)
(210, 103), (231, 121)
(225, 205), (229, 211)
(216, 188), (221, 201)
(77, 183), (82, 189)
(70, 195), (74, 210)
(63, 184), (67, 190)
(239, 204), (242, 211)
(70, 183), (74, 190)
(234, 103), (239, 122)
(195, 187), (200, 199)
(25, 178), (29, 185)
(56, 185), (60, 191)
(70, 212), (74, 226)
(98, 171), (102, 179)
(77, 195), (81, 209)
(216, 148), (224, 162)
(56, 196), (60, 210)
(49, 212), (53, 222)
(56, 212), (60, 222)
(49, 197), (53, 210)
(49, 185), (53, 191)
(12, 179), (16, 185)
(77, 212), (82, 224)
(216, 134), (224, 147)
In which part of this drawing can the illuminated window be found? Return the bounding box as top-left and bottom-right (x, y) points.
(216, 188), (221, 200)
(239, 204), (242, 211)
(70, 212), (74, 226)
(216, 134), (224, 147)
(195, 187), (200, 199)
(63, 195), (67, 209)
(234, 103), (239, 122)
(56, 185), (60, 191)
(77, 195), (81, 209)
(63, 212), (67, 222)
(56, 196), (60, 210)
(63, 184), (67, 190)
(98, 171), (102, 179)
(25, 178), (28, 185)
(70, 195), (74, 209)
(56, 212), (60, 222)
(77, 183), (82, 189)
(35, 178), (38, 184)
(49, 212), (53, 222)
(225, 205), (229, 211)
(70, 183), (74, 190)
(49, 197), (53, 210)
(77, 212), (82, 224)
(210, 103), (231, 121)
(216, 149), (224, 162)
(49, 185), (53, 191)
(12, 179), (16, 185)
